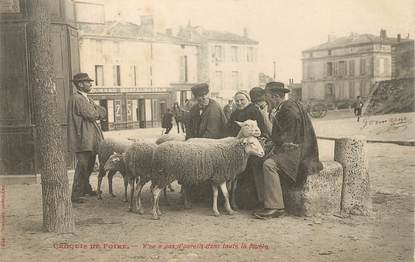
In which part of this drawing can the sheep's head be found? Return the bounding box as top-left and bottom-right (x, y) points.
(236, 120), (261, 138)
(241, 136), (264, 158)
(104, 152), (125, 171)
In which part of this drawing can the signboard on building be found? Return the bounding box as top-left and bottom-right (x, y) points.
(0, 0), (20, 13)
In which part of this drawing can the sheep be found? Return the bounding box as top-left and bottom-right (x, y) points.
(150, 134), (265, 220)
(97, 137), (134, 201)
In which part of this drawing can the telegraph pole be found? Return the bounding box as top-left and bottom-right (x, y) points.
(273, 60), (276, 80)
(28, 0), (74, 233)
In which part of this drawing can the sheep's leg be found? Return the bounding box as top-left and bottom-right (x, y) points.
(97, 167), (106, 200)
(108, 170), (116, 197)
(182, 184), (192, 209)
(128, 177), (136, 212)
(211, 183), (220, 216)
(135, 180), (145, 215)
(156, 189), (162, 216)
(163, 187), (170, 206)
(123, 174), (128, 202)
(151, 186), (162, 220)
(220, 181), (236, 215)
(230, 178), (239, 210)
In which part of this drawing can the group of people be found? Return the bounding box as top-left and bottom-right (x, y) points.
(67, 72), (323, 220)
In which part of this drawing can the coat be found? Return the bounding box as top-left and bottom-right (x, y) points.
(225, 103), (269, 138)
(269, 98), (323, 183)
(185, 99), (227, 140)
(162, 112), (173, 128)
(67, 91), (106, 153)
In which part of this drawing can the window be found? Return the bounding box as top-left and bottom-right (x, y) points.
(379, 58), (385, 74)
(231, 46), (238, 62)
(232, 71), (239, 90)
(152, 99), (160, 121)
(214, 45), (223, 61)
(360, 59), (366, 75)
(328, 50), (332, 56)
(214, 71), (223, 90)
(349, 60), (355, 76)
(113, 42), (120, 56)
(384, 58), (390, 75)
(113, 65), (121, 86)
(307, 63), (314, 79)
(326, 62), (333, 76)
(349, 81), (355, 98)
(132, 100), (138, 121)
(114, 100), (122, 122)
(107, 100), (114, 123)
(126, 100), (133, 122)
(325, 83), (334, 99)
(96, 40), (103, 54)
(338, 61), (347, 76)
(129, 65), (137, 86)
(360, 80), (367, 97)
(247, 47), (254, 62)
(182, 56), (188, 82)
(95, 65), (104, 86)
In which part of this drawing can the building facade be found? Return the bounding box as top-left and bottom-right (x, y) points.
(301, 30), (412, 103)
(178, 24), (260, 101)
(77, 17), (198, 130)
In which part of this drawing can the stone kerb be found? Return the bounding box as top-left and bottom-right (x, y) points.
(334, 136), (371, 216)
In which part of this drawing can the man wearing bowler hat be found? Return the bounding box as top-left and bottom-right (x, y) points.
(67, 73), (106, 203)
(254, 82), (323, 219)
(183, 83), (227, 207)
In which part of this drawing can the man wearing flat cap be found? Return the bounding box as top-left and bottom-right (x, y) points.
(185, 83), (226, 140)
(254, 81), (323, 219)
(67, 73), (106, 203)
(183, 83), (227, 207)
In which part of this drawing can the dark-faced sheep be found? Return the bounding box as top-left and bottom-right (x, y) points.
(97, 138), (134, 201)
(150, 135), (265, 219)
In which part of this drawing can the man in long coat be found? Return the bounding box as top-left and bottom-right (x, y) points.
(254, 82), (323, 219)
(67, 73), (106, 203)
(184, 83), (227, 205)
(185, 83), (226, 140)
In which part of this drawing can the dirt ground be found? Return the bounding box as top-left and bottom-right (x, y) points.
(1, 114), (414, 262)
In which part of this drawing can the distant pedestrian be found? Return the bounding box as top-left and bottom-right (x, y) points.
(162, 108), (174, 134)
(352, 96), (364, 122)
(67, 73), (106, 203)
(172, 102), (185, 133)
(223, 99), (236, 121)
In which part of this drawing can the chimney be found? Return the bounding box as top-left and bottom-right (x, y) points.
(166, 28), (172, 36)
(140, 15), (154, 35)
(380, 29), (387, 39)
(243, 27), (248, 38)
(397, 34), (401, 42)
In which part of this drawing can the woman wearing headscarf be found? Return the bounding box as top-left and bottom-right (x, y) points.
(225, 90), (268, 210)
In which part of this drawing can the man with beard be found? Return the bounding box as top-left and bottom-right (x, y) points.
(254, 82), (323, 219)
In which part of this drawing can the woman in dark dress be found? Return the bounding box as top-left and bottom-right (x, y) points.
(225, 90), (269, 209)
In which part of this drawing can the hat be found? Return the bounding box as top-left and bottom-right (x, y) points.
(249, 87), (266, 102)
(234, 91), (251, 102)
(72, 73), (94, 82)
(191, 83), (209, 97)
(265, 81), (290, 93)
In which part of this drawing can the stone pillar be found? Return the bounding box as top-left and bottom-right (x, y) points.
(334, 136), (371, 215)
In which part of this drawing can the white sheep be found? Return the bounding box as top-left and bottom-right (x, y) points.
(150, 134), (265, 219)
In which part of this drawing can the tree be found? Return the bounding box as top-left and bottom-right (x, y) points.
(28, 0), (74, 233)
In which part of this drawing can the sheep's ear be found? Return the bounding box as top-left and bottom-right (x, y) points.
(235, 121), (244, 127)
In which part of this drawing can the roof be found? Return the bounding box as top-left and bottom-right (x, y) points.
(78, 21), (198, 45)
(177, 25), (258, 45)
(304, 33), (413, 52)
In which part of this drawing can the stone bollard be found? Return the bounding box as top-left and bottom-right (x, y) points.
(334, 136), (371, 216)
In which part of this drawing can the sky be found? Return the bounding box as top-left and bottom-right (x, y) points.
(86, 0), (414, 84)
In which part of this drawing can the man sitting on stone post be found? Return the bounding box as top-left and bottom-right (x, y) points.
(253, 81), (323, 219)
